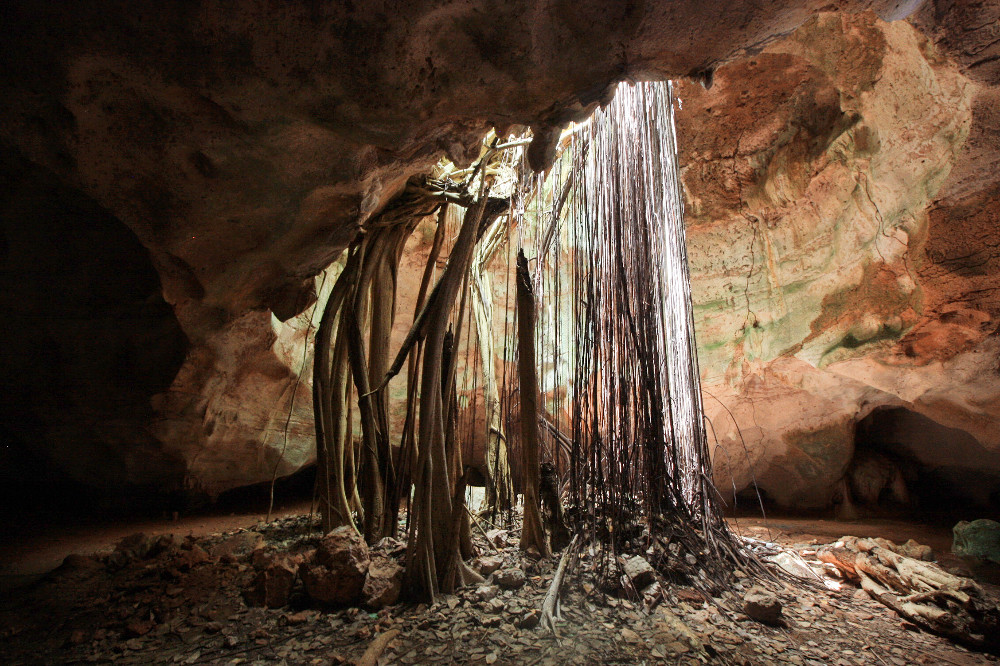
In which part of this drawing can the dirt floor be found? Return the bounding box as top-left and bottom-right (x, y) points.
(0, 501), (313, 586)
(1, 508), (998, 665)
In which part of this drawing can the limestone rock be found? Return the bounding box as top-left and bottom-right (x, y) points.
(743, 587), (783, 624)
(766, 552), (814, 580)
(680, 13), (1000, 513)
(494, 568), (526, 590)
(302, 527), (370, 605)
(247, 557), (299, 609)
(115, 533), (154, 560)
(362, 556), (403, 609)
(173, 544), (210, 571)
(315, 528), (368, 569)
(953, 519), (1000, 564)
(482, 597), (505, 614)
(897, 539), (934, 562)
(485, 530), (509, 548)
(476, 584), (500, 602)
(59, 554), (102, 572)
(517, 610), (541, 629)
(2, 1), (999, 522)
(624, 556), (656, 590)
(210, 532), (264, 562)
(0, 0), (928, 503)
(473, 556), (503, 577)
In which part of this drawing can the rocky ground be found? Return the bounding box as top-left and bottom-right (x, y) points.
(1, 511), (998, 665)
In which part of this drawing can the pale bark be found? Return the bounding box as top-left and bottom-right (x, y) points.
(817, 536), (1000, 651)
(470, 215), (514, 512)
(405, 191), (491, 600)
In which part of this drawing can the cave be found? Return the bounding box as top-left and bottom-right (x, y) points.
(0, 150), (189, 519)
(849, 407), (1000, 521)
(3, 1), (1000, 664)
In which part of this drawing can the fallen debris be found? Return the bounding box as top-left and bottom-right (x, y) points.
(362, 556), (404, 609)
(3, 513), (999, 665)
(357, 628), (400, 666)
(623, 554), (656, 590)
(818, 535), (1000, 651)
(540, 535), (579, 634)
(301, 526), (370, 605)
(494, 568), (526, 590)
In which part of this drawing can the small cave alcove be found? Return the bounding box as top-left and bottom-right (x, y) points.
(847, 406), (1000, 522)
(0, 150), (190, 522)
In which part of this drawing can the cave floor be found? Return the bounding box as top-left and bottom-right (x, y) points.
(1, 509), (998, 665)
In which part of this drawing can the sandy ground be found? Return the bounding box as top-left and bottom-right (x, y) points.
(0, 501), (313, 585)
(2, 502), (962, 580)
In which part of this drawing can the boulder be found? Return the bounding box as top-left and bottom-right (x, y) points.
(247, 557), (299, 609)
(172, 544), (210, 571)
(476, 584), (499, 602)
(362, 556), (403, 609)
(516, 610), (541, 629)
(302, 527), (370, 605)
(953, 519), (1000, 564)
(473, 555), (503, 577)
(897, 539), (934, 562)
(314, 527), (370, 570)
(743, 587), (783, 624)
(624, 556), (656, 590)
(494, 568), (526, 590)
(485, 530), (509, 548)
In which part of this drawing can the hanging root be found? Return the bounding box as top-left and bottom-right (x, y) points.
(540, 462), (571, 552)
(540, 534), (580, 635)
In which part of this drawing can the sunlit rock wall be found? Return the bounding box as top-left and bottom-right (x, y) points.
(137, 11), (1000, 505)
(677, 12), (1000, 510)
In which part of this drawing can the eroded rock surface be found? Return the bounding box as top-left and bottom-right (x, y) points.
(675, 12), (1000, 510)
(0, 0), (918, 498)
(2, 2), (999, 511)
(301, 527), (370, 606)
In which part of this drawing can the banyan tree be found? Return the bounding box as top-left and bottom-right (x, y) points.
(311, 80), (752, 602)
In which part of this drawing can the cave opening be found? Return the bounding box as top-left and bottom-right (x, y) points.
(0, 150), (190, 525)
(847, 406), (1000, 523)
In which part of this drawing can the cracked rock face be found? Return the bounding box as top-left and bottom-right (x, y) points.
(678, 12), (1000, 510)
(3, 1), (999, 507)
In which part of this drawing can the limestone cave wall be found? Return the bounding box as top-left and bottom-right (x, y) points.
(1, 0), (998, 511)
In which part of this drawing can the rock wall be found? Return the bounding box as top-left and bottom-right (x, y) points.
(680, 11), (1000, 510)
(0, 152), (189, 500)
(3, 1), (998, 506)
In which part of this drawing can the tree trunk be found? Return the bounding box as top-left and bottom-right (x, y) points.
(516, 249), (551, 558)
(470, 215), (514, 513)
(314, 247), (362, 533)
(405, 192), (491, 600)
